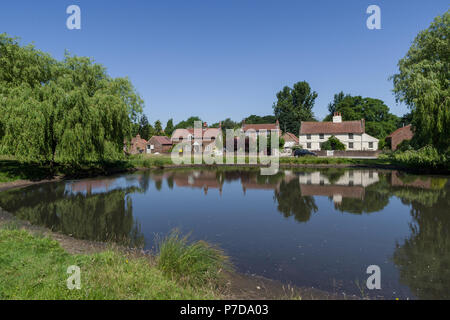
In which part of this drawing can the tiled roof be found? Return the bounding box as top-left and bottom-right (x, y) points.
(387, 124), (412, 138)
(282, 132), (299, 143)
(150, 136), (172, 145)
(300, 121), (364, 134)
(243, 123), (279, 131)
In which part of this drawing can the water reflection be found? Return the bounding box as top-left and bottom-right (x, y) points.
(0, 168), (448, 299)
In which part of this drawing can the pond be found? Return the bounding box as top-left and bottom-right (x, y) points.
(0, 168), (448, 299)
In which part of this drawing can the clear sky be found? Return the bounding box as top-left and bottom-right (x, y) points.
(1, 0), (448, 125)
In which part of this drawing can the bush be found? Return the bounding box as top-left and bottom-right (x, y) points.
(391, 145), (449, 169)
(396, 139), (413, 152)
(321, 136), (346, 151)
(156, 230), (231, 287)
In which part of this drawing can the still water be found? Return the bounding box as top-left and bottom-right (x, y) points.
(0, 168), (448, 299)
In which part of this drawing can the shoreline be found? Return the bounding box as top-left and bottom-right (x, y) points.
(0, 207), (356, 300)
(1, 160), (447, 192)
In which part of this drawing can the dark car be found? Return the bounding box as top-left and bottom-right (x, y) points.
(293, 149), (317, 157)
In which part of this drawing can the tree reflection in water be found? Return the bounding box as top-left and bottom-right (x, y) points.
(0, 181), (145, 248)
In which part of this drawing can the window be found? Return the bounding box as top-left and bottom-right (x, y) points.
(307, 143), (311, 149)
(369, 142), (373, 149)
(349, 133), (353, 140)
(319, 134), (324, 139)
(349, 142), (354, 149)
(307, 134), (311, 140)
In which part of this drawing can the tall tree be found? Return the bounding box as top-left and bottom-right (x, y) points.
(273, 81), (317, 134)
(154, 120), (163, 135)
(0, 34), (143, 165)
(243, 115), (276, 124)
(138, 115), (152, 140)
(392, 10), (450, 151)
(174, 116), (202, 129)
(324, 93), (400, 146)
(164, 119), (174, 136)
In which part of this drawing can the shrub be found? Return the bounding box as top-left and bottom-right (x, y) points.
(391, 145), (449, 169)
(321, 136), (346, 151)
(156, 230), (231, 287)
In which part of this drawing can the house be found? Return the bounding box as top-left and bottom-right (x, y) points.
(299, 113), (379, 151)
(147, 136), (173, 154)
(241, 120), (281, 136)
(124, 134), (148, 154)
(282, 132), (299, 152)
(385, 124), (413, 151)
(171, 123), (222, 153)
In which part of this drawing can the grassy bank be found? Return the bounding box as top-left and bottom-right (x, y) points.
(1, 152), (448, 185)
(0, 226), (229, 300)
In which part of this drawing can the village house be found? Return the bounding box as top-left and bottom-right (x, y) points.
(171, 122), (222, 153)
(282, 132), (299, 153)
(241, 120), (281, 136)
(147, 136), (173, 154)
(299, 113), (379, 151)
(124, 134), (148, 155)
(385, 124), (413, 151)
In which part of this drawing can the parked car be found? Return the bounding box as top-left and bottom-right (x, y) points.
(293, 149), (317, 157)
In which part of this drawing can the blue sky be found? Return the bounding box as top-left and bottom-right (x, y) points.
(1, 1), (448, 125)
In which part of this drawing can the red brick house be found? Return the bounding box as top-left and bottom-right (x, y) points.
(386, 125), (414, 151)
(147, 136), (173, 154)
(124, 134), (148, 154)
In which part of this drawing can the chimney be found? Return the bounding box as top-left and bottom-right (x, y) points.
(361, 119), (365, 133)
(332, 112), (342, 123)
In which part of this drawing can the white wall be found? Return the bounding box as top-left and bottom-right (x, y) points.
(299, 133), (378, 151)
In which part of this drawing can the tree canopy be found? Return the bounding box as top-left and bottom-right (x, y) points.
(243, 114), (276, 125)
(273, 81), (317, 135)
(0, 33), (143, 164)
(173, 116), (202, 130)
(392, 10), (450, 151)
(324, 92), (401, 146)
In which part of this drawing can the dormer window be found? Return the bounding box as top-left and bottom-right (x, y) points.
(349, 133), (353, 140)
(319, 134), (324, 139)
(307, 134), (311, 140)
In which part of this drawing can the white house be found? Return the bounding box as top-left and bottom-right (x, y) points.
(299, 113), (379, 151)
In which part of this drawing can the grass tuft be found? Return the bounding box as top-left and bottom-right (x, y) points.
(156, 229), (232, 287)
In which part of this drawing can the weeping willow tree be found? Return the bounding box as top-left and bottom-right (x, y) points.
(392, 11), (450, 151)
(0, 33), (143, 165)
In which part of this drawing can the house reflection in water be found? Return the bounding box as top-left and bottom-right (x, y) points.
(68, 179), (115, 195)
(298, 170), (379, 204)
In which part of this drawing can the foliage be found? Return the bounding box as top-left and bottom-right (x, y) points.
(164, 119), (174, 136)
(392, 10), (450, 151)
(174, 116), (202, 129)
(273, 81), (317, 135)
(154, 120), (163, 135)
(156, 230), (231, 286)
(243, 114), (276, 124)
(0, 34), (143, 165)
(320, 136), (346, 151)
(137, 115), (153, 140)
(0, 228), (218, 299)
(324, 92), (401, 141)
(389, 146), (449, 170)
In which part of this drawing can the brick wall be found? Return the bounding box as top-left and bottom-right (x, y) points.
(389, 125), (414, 151)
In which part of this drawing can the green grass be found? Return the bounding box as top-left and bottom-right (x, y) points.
(156, 230), (232, 287)
(0, 227), (223, 300)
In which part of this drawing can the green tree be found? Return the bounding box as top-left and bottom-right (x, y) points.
(320, 136), (346, 151)
(243, 115), (276, 124)
(392, 11), (450, 151)
(138, 115), (152, 140)
(324, 93), (400, 143)
(154, 120), (163, 135)
(273, 81), (317, 135)
(164, 119), (174, 136)
(0, 34), (143, 165)
(174, 116), (202, 129)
